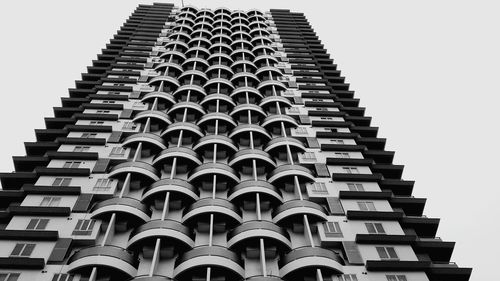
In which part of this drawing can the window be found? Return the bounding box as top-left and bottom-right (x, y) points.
(386, 275), (407, 281)
(295, 127), (308, 135)
(26, 219), (49, 230)
(347, 183), (365, 191)
(73, 146), (90, 152)
(337, 274), (358, 281)
(334, 152), (350, 158)
(342, 167), (359, 174)
(63, 161), (81, 168)
(0, 273), (20, 281)
(324, 222), (343, 237)
(302, 152), (316, 160)
(102, 100), (115, 104)
(52, 177), (72, 186)
(365, 222), (386, 234)
(72, 219), (96, 235)
(288, 107), (300, 113)
(40, 197), (61, 207)
(122, 122), (138, 130)
(357, 201), (376, 211)
(89, 121), (104, 126)
(52, 274), (74, 281)
(310, 182), (328, 194)
(109, 147), (126, 156)
(10, 243), (35, 257)
(94, 179), (113, 191)
(376, 247), (399, 260)
(132, 102), (143, 107)
(96, 110), (110, 114)
(81, 133), (97, 138)
(330, 139), (345, 144)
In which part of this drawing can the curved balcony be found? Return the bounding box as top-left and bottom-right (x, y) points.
(230, 48), (255, 61)
(133, 110), (172, 131)
(185, 46), (211, 59)
(187, 163), (239, 190)
(197, 112), (237, 133)
(252, 36), (273, 47)
(154, 62), (184, 77)
(257, 80), (287, 93)
(181, 57), (210, 71)
(264, 137), (306, 160)
(250, 27), (271, 37)
(122, 133), (166, 157)
(152, 147), (202, 173)
(230, 86), (264, 103)
(183, 198), (242, 229)
(108, 161), (160, 185)
(228, 149), (276, 174)
(175, 17), (195, 28)
(207, 52), (234, 65)
(259, 96), (292, 112)
(128, 219), (194, 251)
(272, 200), (328, 225)
(227, 220), (291, 251)
(254, 65), (281, 79)
(228, 180), (283, 206)
(127, 276), (172, 281)
(232, 31), (252, 42)
(205, 64), (234, 79)
(193, 134), (238, 159)
(229, 124), (272, 146)
(177, 69), (208, 85)
(141, 91), (176, 110)
(230, 104), (266, 123)
(167, 101), (206, 122)
(231, 71), (260, 87)
(172, 23), (193, 33)
(68, 245), (138, 278)
(268, 164), (315, 188)
(148, 75), (180, 90)
(142, 178), (199, 208)
(91, 197), (151, 226)
(204, 77), (234, 94)
(160, 122), (204, 144)
(173, 84), (207, 101)
(160, 49), (187, 62)
(200, 93), (236, 113)
(164, 40), (189, 53)
(279, 247), (344, 277)
(245, 276), (283, 281)
(174, 246), (244, 280)
(262, 115), (298, 134)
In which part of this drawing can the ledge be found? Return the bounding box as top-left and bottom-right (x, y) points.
(35, 167), (91, 177)
(346, 210), (404, 221)
(339, 191), (392, 200)
(0, 257), (45, 269)
(0, 229), (59, 241)
(332, 173), (383, 182)
(46, 151), (99, 160)
(22, 184), (81, 195)
(9, 206), (71, 216)
(355, 234), (416, 245)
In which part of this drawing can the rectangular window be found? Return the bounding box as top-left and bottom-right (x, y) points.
(342, 167), (359, 174)
(122, 122), (138, 130)
(334, 152), (350, 158)
(40, 197), (61, 207)
(376, 247), (399, 260)
(324, 222), (343, 237)
(52, 274), (74, 281)
(365, 222), (386, 234)
(330, 139), (344, 144)
(337, 274), (358, 281)
(10, 243), (35, 257)
(96, 110), (110, 114)
(63, 161), (81, 169)
(81, 133), (97, 138)
(52, 177), (72, 186)
(109, 147), (126, 156)
(102, 100), (115, 104)
(347, 183), (365, 191)
(26, 219), (49, 230)
(310, 182), (328, 194)
(132, 102), (143, 107)
(357, 201), (376, 211)
(89, 121), (104, 126)
(386, 275), (407, 281)
(295, 127), (308, 135)
(73, 146), (90, 152)
(0, 273), (20, 281)
(94, 179), (113, 191)
(72, 219), (96, 235)
(302, 152), (316, 160)
(288, 107), (300, 113)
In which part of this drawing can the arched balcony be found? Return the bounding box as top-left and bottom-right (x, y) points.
(192, 135), (238, 159)
(197, 112), (237, 134)
(279, 247), (344, 277)
(142, 178), (199, 210)
(228, 149), (276, 175)
(122, 133), (166, 157)
(229, 124), (272, 146)
(272, 200), (328, 225)
(160, 122), (204, 145)
(228, 180), (283, 208)
(91, 197), (151, 228)
(227, 220), (291, 252)
(182, 198), (242, 229)
(187, 163), (239, 191)
(152, 147), (202, 173)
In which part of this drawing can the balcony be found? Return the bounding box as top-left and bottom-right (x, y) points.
(267, 164), (315, 189)
(68, 245), (138, 278)
(153, 147), (202, 173)
(279, 247), (344, 277)
(128, 219), (194, 251)
(174, 246), (244, 280)
(229, 124), (272, 146)
(161, 122), (204, 144)
(142, 178), (199, 209)
(133, 110), (172, 130)
(193, 135), (238, 159)
(187, 163), (239, 191)
(182, 198), (242, 229)
(272, 200), (328, 225)
(227, 220), (291, 251)
(108, 161), (160, 185)
(264, 137), (305, 160)
(230, 104), (266, 123)
(200, 93), (236, 113)
(426, 262), (472, 281)
(197, 112), (237, 133)
(148, 75), (180, 90)
(228, 149), (276, 175)
(261, 115), (298, 135)
(228, 180), (283, 207)
(122, 133), (166, 157)
(91, 197), (151, 227)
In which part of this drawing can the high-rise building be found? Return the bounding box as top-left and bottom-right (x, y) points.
(0, 3), (472, 281)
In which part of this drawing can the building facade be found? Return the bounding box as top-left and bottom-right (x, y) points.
(0, 3), (471, 281)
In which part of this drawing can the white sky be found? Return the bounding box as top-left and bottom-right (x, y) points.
(0, 1), (498, 279)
